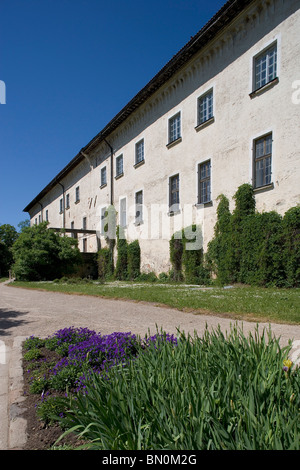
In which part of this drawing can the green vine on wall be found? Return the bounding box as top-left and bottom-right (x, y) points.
(207, 184), (300, 287)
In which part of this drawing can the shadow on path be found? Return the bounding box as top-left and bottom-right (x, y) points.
(0, 308), (29, 337)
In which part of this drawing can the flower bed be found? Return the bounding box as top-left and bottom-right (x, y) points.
(22, 325), (300, 450)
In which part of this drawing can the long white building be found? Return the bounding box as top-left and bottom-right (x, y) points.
(24, 0), (300, 274)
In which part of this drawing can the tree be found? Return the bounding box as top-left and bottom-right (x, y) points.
(17, 219), (30, 232)
(0, 224), (18, 276)
(11, 222), (82, 281)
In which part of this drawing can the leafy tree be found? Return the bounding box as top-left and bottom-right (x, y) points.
(17, 219), (30, 232)
(11, 222), (81, 281)
(0, 224), (18, 276)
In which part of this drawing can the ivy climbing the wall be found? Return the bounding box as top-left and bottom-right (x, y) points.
(207, 184), (300, 287)
(169, 225), (210, 285)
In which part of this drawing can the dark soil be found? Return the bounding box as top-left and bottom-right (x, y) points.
(21, 346), (86, 450)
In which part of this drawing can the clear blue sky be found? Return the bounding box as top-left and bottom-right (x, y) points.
(0, 0), (226, 230)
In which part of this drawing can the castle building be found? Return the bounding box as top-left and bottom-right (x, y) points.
(24, 0), (300, 274)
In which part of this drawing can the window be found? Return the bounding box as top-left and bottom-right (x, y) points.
(101, 167), (107, 187)
(101, 207), (107, 234)
(169, 174), (180, 212)
(120, 198), (127, 227)
(168, 113), (181, 144)
(66, 193), (70, 209)
(59, 198), (63, 213)
(45, 210), (48, 222)
(116, 155), (123, 177)
(71, 221), (75, 238)
(254, 133), (272, 188)
(75, 186), (80, 203)
(38, 215), (41, 224)
(198, 160), (211, 204)
(254, 43), (277, 91)
(82, 217), (87, 230)
(83, 238), (87, 253)
(135, 191), (143, 224)
(135, 139), (144, 165)
(198, 89), (213, 125)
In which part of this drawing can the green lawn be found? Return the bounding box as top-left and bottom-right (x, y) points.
(11, 280), (300, 325)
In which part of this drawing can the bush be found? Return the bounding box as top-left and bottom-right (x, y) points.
(114, 226), (128, 280)
(282, 206), (300, 287)
(137, 271), (157, 282)
(170, 225), (209, 284)
(127, 240), (141, 280)
(207, 185), (300, 287)
(169, 234), (183, 281)
(97, 248), (112, 281)
(12, 222), (81, 281)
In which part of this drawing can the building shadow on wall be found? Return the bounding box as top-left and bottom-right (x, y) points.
(0, 308), (29, 337)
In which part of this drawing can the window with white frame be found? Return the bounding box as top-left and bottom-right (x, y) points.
(254, 43), (277, 91)
(198, 160), (211, 204)
(120, 197), (127, 227)
(168, 113), (181, 144)
(59, 198), (63, 213)
(198, 89), (213, 125)
(66, 193), (70, 209)
(169, 174), (180, 212)
(101, 166), (107, 187)
(253, 133), (272, 188)
(116, 154), (123, 177)
(45, 210), (49, 222)
(135, 191), (143, 224)
(135, 139), (144, 165)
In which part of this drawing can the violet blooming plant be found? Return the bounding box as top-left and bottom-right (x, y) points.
(32, 326), (177, 393)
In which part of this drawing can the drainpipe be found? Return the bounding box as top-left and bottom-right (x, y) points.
(58, 182), (65, 229)
(103, 138), (114, 206)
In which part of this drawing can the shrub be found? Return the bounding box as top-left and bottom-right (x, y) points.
(207, 185), (300, 287)
(12, 222), (81, 281)
(170, 225), (209, 284)
(97, 247), (112, 281)
(127, 240), (141, 280)
(169, 233), (183, 281)
(115, 226), (128, 280)
(282, 206), (300, 287)
(137, 272), (158, 282)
